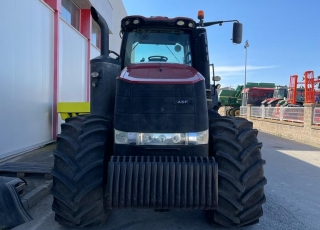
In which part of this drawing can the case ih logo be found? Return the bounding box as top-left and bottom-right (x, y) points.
(174, 100), (193, 105)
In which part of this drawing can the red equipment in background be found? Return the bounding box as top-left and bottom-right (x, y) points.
(288, 70), (320, 104)
(242, 87), (274, 106)
(304, 71), (320, 103)
(287, 74), (303, 105)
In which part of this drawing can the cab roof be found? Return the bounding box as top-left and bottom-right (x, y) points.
(121, 15), (197, 31)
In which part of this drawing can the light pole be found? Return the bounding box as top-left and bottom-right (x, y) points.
(243, 40), (249, 106)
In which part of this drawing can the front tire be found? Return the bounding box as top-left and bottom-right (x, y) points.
(51, 115), (112, 227)
(207, 116), (267, 227)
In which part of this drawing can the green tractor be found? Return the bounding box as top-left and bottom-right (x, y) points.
(218, 85), (243, 116)
(51, 8), (266, 228)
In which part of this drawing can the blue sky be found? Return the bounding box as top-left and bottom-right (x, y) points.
(122, 0), (320, 88)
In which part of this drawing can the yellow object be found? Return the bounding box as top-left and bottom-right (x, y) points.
(57, 102), (90, 120)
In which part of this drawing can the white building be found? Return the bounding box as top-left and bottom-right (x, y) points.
(0, 0), (127, 160)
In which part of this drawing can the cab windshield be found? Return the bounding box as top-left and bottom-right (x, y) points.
(123, 29), (192, 67)
(274, 89), (287, 98)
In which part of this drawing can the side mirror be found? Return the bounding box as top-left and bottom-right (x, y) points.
(213, 76), (221, 81)
(232, 22), (243, 44)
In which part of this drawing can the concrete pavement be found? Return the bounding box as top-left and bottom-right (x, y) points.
(13, 132), (320, 230)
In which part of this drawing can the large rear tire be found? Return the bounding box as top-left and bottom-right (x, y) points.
(207, 116), (266, 227)
(226, 108), (232, 116)
(234, 108), (240, 116)
(51, 115), (112, 227)
(229, 108), (236, 116)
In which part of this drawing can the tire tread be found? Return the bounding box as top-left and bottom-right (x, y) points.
(207, 116), (266, 227)
(51, 115), (110, 227)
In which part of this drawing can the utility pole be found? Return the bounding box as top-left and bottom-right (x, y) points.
(242, 40), (249, 106)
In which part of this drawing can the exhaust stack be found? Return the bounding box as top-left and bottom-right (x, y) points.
(90, 7), (121, 119)
(91, 7), (109, 56)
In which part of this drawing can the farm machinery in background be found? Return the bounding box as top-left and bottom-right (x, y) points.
(261, 85), (288, 107)
(261, 85), (305, 107)
(218, 82), (275, 116)
(287, 71), (320, 106)
(262, 71), (320, 108)
(257, 71), (319, 122)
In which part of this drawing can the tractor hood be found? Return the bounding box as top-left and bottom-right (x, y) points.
(267, 98), (282, 103)
(118, 63), (204, 84)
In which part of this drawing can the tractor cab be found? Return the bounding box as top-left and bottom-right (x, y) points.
(120, 16), (195, 68)
(119, 13), (243, 89)
(273, 86), (288, 98)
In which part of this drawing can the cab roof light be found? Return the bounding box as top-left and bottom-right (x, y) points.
(198, 10), (204, 20)
(177, 20), (185, 26)
(125, 19), (130, 25)
(188, 22), (195, 28)
(133, 19), (140, 24)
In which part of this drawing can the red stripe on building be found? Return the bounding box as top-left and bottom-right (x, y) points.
(44, 0), (61, 140)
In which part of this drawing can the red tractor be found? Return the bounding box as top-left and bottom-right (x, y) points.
(51, 8), (266, 228)
(261, 85), (288, 107)
(242, 87), (274, 106)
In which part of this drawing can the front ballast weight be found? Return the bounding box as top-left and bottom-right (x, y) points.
(106, 156), (218, 209)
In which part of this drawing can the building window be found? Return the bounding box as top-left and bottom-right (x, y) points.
(61, 0), (80, 30)
(91, 22), (101, 49)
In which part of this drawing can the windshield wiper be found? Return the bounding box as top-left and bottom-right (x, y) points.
(131, 29), (152, 52)
(165, 45), (180, 63)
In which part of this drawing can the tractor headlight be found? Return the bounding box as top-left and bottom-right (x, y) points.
(138, 133), (187, 145)
(114, 129), (208, 145)
(115, 130), (128, 143)
(197, 130), (208, 144)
